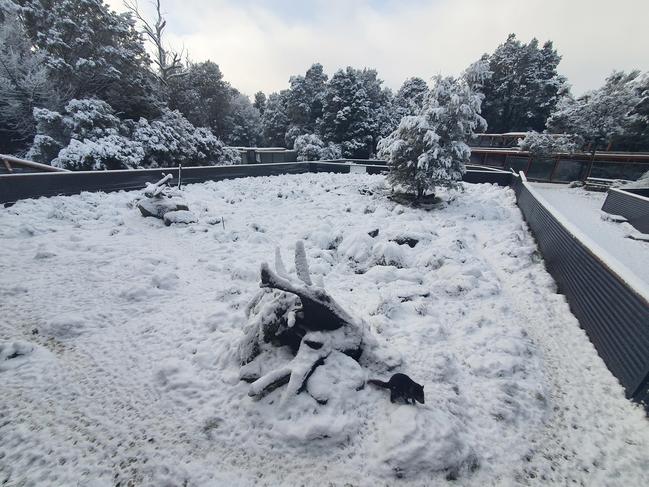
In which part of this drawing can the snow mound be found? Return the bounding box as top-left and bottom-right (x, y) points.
(164, 210), (198, 226)
(41, 313), (88, 339)
(306, 351), (365, 404)
(0, 340), (37, 371)
(374, 405), (475, 479)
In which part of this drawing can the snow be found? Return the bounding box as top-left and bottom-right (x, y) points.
(1, 173), (648, 486)
(531, 183), (649, 289)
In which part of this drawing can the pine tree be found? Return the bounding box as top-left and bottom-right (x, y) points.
(480, 34), (566, 132)
(318, 67), (383, 158)
(261, 91), (290, 147)
(17, 0), (161, 119)
(391, 77), (429, 127)
(168, 60), (232, 139)
(253, 91), (267, 115)
(0, 6), (62, 153)
(223, 91), (263, 147)
(378, 74), (486, 198)
(285, 63), (328, 137)
(547, 71), (642, 152)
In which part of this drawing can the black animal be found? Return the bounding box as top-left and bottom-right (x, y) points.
(368, 373), (425, 404)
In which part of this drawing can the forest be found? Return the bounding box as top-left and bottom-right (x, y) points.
(1, 0), (648, 170)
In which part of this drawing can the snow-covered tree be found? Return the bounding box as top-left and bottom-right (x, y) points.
(17, 0), (161, 119)
(480, 34), (566, 132)
(391, 77), (429, 127)
(547, 71), (642, 152)
(293, 133), (341, 161)
(262, 91), (290, 147)
(168, 60), (231, 139)
(0, 7), (62, 153)
(318, 67), (379, 158)
(223, 91), (263, 147)
(253, 91), (266, 115)
(378, 74), (486, 199)
(517, 131), (577, 159)
(285, 63), (328, 136)
(624, 72), (649, 151)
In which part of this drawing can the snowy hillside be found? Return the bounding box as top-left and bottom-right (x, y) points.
(1, 173), (648, 486)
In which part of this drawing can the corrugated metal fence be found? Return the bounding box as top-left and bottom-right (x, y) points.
(601, 188), (649, 234)
(513, 174), (649, 407)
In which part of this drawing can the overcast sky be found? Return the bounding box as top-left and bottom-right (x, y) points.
(107, 0), (649, 98)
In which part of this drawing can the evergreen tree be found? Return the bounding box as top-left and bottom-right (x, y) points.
(0, 5), (62, 153)
(391, 77), (429, 126)
(253, 91), (267, 115)
(285, 63), (328, 137)
(168, 60), (232, 139)
(480, 34), (566, 132)
(17, 0), (161, 119)
(261, 91), (290, 147)
(378, 74), (486, 198)
(547, 71), (642, 152)
(223, 91), (263, 147)
(318, 67), (392, 158)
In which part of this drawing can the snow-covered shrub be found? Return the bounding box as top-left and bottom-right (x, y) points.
(625, 169), (649, 189)
(54, 135), (145, 170)
(284, 125), (303, 149)
(28, 99), (239, 169)
(294, 133), (342, 161)
(133, 109), (240, 167)
(517, 131), (577, 160)
(378, 75), (486, 199)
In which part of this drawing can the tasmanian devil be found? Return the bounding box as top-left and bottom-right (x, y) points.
(368, 373), (425, 404)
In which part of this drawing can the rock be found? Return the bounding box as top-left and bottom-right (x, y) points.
(163, 210), (198, 226)
(392, 236), (419, 248)
(137, 197), (189, 219)
(368, 228), (380, 238)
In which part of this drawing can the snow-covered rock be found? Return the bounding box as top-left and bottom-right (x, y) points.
(163, 210), (198, 226)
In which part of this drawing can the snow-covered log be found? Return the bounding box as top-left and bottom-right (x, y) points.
(242, 242), (367, 401)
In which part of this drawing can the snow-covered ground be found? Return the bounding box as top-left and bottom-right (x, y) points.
(531, 183), (649, 286)
(1, 173), (648, 486)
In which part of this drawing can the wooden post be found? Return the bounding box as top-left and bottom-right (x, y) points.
(549, 156), (560, 182)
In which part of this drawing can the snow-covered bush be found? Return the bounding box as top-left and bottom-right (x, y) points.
(55, 135), (145, 170)
(133, 109), (240, 167)
(517, 131), (577, 160)
(625, 169), (649, 189)
(28, 99), (239, 169)
(378, 75), (486, 198)
(294, 133), (342, 161)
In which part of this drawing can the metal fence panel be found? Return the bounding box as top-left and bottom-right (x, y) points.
(601, 188), (649, 233)
(513, 175), (649, 407)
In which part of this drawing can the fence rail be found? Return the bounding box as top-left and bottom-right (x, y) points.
(513, 173), (649, 407)
(0, 161), (511, 205)
(471, 148), (649, 183)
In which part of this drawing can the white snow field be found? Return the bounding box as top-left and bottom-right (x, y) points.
(531, 183), (649, 286)
(1, 173), (648, 486)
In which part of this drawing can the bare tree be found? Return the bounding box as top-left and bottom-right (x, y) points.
(124, 0), (185, 84)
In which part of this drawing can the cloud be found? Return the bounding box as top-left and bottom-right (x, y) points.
(107, 0), (649, 97)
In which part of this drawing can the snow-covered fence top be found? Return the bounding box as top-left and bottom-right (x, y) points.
(513, 173), (649, 407)
(0, 161), (513, 205)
